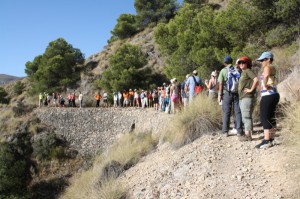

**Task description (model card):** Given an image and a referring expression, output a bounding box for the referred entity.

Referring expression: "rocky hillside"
[0,74,22,85]
[77,28,166,97]
[120,128,300,199]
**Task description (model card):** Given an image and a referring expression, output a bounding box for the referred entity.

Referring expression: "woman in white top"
[205,71,219,100]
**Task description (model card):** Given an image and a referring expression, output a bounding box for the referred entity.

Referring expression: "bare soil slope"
[120,129,300,199]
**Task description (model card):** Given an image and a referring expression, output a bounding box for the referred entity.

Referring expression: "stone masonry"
[35,108,171,156]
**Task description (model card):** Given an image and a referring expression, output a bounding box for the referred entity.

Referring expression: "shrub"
[13,81,25,95]
[32,133,66,161]
[0,87,10,104]
[12,101,34,117]
[163,93,222,148]
[0,142,31,198]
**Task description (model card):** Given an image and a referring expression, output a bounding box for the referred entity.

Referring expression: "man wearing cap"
[218,55,243,137]
[185,70,202,103]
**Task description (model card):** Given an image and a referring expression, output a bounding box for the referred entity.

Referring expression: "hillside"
[120,129,300,198]
[0,74,22,85]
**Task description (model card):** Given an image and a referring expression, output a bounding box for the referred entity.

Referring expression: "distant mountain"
[0,74,22,85]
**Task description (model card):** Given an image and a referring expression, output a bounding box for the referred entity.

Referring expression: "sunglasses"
[260,58,268,62]
[237,61,246,64]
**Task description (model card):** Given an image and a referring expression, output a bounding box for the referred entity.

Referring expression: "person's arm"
[263,66,271,90]
[205,79,213,89]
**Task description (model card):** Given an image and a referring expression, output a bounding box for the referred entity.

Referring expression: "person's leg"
[256,95,277,148]
[240,98,253,139]
[222,92,232,135]
[233,94,243,135]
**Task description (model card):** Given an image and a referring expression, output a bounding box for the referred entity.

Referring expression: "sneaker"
[230,128,238,134]
[255,139,273,149]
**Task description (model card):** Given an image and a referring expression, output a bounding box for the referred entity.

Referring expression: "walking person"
[237,56,259,141]
[255,52,280,149]
[218,55,243,138]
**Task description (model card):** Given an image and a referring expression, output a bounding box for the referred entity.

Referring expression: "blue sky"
[0,0,182,77]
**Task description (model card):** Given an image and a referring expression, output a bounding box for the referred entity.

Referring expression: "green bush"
[12,101,34,117]
[13,81,25,95]
[0,143,31,197]
[32,133,66,161]
[265,25,294,47]
[0,87,10,104]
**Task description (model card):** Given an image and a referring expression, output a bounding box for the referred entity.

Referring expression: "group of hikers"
[38,51,279,149]
[216,52,280,149]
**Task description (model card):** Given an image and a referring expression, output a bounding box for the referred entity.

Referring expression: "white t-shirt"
[79,94,83,100]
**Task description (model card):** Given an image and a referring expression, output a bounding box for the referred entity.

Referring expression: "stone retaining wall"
[35,108,171,155]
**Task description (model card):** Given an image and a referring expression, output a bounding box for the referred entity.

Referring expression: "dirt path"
[120,130,300,199]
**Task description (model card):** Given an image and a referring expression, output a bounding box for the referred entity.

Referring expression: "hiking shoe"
[230,128,238,134]
[255,139,273,149]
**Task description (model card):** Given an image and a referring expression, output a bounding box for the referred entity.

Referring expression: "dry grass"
[60,132,157,199]
[163,93,222,148]
[282,101,300,145]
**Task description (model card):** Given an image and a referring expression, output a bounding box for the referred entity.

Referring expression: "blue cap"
[257,51,273,61]
[223,55,233,64]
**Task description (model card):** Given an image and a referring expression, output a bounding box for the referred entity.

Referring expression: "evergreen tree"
[134,0,178,28]
[98,44,150,92]
[111,14,138,39]
[25,38,84,93]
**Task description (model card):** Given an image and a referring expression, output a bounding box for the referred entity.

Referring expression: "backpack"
[226,66,240,93]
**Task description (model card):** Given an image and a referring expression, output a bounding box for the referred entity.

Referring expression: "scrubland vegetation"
[0,0,300,198]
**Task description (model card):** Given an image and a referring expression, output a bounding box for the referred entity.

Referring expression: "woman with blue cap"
[255,51,280,149]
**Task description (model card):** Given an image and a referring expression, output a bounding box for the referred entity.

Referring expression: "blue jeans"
[222,92,243,134]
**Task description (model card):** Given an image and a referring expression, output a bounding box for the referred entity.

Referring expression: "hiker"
[133,89,139,107]
[170,78,180,114]
[185,70,202,103]
[123,90,129,107]
[113,92,118,107]
[129,89,134,107]
[68,93,72,107]
[237,56,259,141]
[152,89,159,110]
[118,91,123,107]
[181,74,189,109]
[53,93,58,107]
[255,52,280,149]
[71,92,76,107]
[59,94,65,107]
[103,91,108,107]
[205,71,219,100]
[148,90,153,108]
[78,91,83,108]
[218,55,243,138]
[38,92,43,107]
[95,92,101,107]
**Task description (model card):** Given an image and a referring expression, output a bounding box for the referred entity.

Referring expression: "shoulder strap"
[192,76,199,86]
